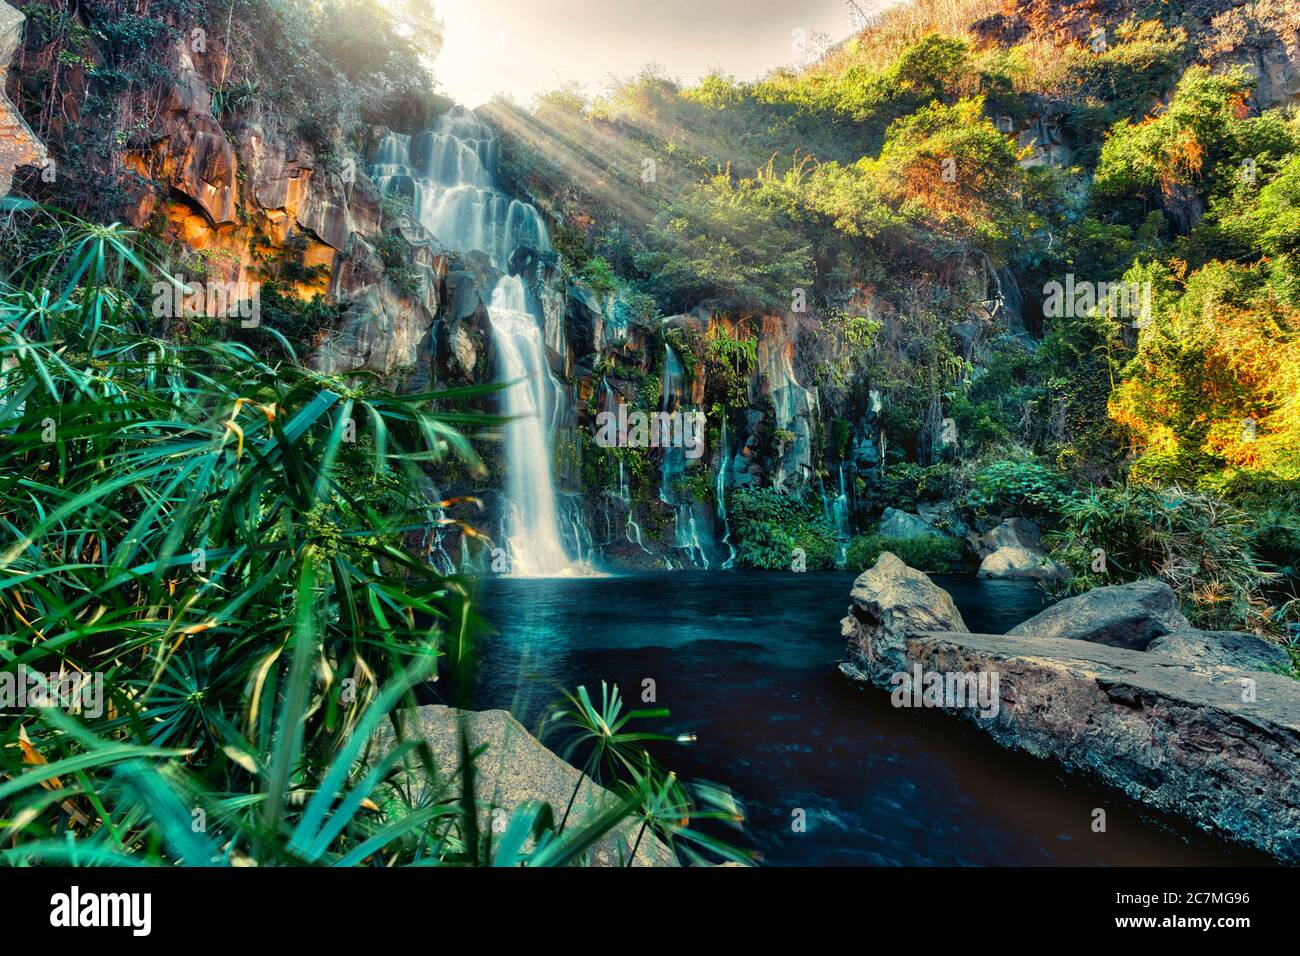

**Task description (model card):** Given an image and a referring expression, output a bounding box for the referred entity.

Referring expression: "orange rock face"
[0,2,46,197]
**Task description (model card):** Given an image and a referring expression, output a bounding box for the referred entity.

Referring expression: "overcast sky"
[431,0,901,108]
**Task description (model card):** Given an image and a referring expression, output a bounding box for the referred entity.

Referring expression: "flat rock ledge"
[371,705,677,867]
[841,631,1300,862]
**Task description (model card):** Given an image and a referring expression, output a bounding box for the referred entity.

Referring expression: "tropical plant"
[1048,483,1279,633]
[963,458,1076,523]
[727,486,837,571]
[0,206,733,865]
[845,532,966,573]
[547,682,751,866]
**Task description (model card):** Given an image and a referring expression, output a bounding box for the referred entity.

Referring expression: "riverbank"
[472,570,1271,865]
[840,556,1300,862]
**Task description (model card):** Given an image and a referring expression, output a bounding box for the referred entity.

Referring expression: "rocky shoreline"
[840,553,1300,862]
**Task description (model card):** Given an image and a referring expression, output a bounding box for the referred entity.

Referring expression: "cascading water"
[489,277,571,576]
[715,417,736,570]
[374,109,577,576]
[658,343,686,503]
[617,458,652,555]
[829,464,851,567]
[373,112,548,268]
[658,342,709,569]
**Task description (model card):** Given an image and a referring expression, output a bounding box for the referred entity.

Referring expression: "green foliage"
[1110,252,1300,484]
[846,532,966,573]
[547,683,750,865]
[579,255,618,294]
[860,462,959,515]
[1050,484,1279,633]
[375,232,424,298]
[727,487,836,571]
[0,214,490,861]
[795,94,1035,262]
[964,458,1076,522]
[242,284,343,357]
[635,175,812,313]
[1092,65,1299,231]
[1055,19,1190,157]
[0,211,748,866]
[1198,470,1300,578]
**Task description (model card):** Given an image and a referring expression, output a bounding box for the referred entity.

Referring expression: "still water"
[471,571,1269,866]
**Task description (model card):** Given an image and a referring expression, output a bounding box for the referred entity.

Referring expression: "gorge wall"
[6,0,1300,576]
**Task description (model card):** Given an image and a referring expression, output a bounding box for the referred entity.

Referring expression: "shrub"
[728,486,836,570]
[1049,484,1278,632]
[859,462,959,515]
[964,458,1076,523]
[1198,470,1300,578]
[846,533,966,573]
[579,255,618,294]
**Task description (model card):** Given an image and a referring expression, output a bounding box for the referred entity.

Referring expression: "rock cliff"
[0,2,44,196]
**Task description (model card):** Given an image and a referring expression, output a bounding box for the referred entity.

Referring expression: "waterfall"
[658,343,686,504]
[674,505,710,570]
[375,109,576,576]
[830,464,851,567]
[817,463,852,568]
[617,458,652,554]
[489,278,571,576]
[373,111,547,270]
[655,341,710,568]
[716,417,736,570]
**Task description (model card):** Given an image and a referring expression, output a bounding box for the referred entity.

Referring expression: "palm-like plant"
[0,206,501,862]
[0,203,748,866]
[547,682,752,865]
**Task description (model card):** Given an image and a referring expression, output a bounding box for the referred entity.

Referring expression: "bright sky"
[431,0,902,108]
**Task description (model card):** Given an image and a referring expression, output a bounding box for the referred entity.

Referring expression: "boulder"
[853,629,1300,863]
[1148,629,1291,674]
[841,552,968,678]
[371,705,676,867]
[977,545,1066,581]
[877,507,939,539]
[0,2,46,197]
[916,500,969,538]
[976,517,1043,557]
[1007,578,1190,649]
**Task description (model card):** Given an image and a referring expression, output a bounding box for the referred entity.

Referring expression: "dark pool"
[469,571,1270,866]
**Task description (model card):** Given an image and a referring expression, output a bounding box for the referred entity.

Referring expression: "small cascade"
[376,108,585,576]
[617,458,652,554]
[658,343,687,503]
[556,495,595,567]
[830,464,851,567]
[674,504,711,570]
[423,507,458,576]
[715,417,736,570]
[657,341,709,568]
